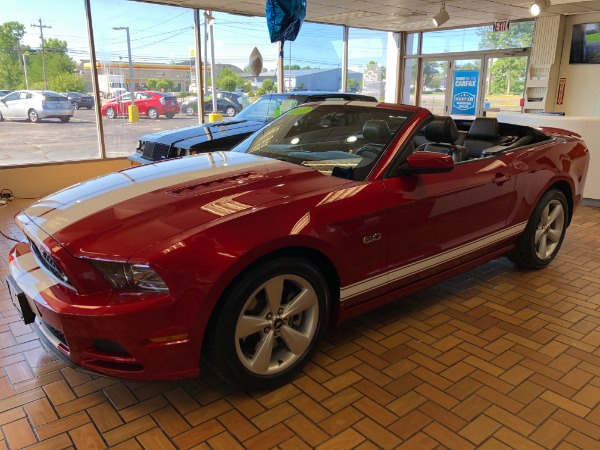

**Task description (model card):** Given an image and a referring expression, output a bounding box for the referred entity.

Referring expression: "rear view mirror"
[399,151,454,175]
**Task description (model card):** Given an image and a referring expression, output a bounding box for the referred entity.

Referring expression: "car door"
[134,92,150,115]
[1,92,26,118]
[117,93,132,115]
[381,156,517,293]
[0,92,19,118]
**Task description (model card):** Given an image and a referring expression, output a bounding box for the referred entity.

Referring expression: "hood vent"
[169,171,264,196]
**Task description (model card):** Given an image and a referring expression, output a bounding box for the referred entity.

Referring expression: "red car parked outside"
[101,90,179,119]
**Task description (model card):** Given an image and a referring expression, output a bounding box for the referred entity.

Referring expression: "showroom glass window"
[89,0,196,158]
[0,0,101,166]
[281,22,343,92]
[348,28,388,100]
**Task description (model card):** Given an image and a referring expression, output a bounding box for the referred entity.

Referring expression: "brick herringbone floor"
[0,198,599,449]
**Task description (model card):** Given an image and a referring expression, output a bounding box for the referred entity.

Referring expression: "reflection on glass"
[348,28,388,101]
[403,58,418,105]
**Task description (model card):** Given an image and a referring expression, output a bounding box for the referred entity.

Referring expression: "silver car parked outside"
[0,90,74,123]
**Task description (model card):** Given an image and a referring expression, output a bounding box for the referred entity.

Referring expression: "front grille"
[141,141,171,160]
[30,240,72,287]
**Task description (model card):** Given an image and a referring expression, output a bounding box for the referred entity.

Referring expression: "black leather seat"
[362,119,391,142]
[463,117,502,158]
[419,116,468,163]
[355,120,391,159]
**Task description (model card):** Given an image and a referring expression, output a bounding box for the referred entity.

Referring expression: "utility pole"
[31,18,51,89]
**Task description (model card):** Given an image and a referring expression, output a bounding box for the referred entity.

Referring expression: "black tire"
[59,116,71,123]
[185,106,195,116]
[105,107,116,119]
[73,102,80,110]
[0,112,4,122]
[147,107,159,119]
[28,109,41,123]
[225,106,237,117]
[206,257,330,390]
[508,189,568,269]
[165,113,175,119]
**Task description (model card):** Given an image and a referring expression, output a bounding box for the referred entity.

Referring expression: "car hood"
[21,152,351,260]
[140,119,263,149]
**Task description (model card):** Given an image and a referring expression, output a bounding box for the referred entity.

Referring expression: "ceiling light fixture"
[529,0,550,17]
[432,3,449,28]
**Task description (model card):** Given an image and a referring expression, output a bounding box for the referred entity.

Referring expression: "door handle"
[493,173,512,185]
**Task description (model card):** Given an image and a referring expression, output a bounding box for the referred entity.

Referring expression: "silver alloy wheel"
[534,199,565,260]
[106,108,115,119]
[185,106,194,116]
[235,274,319,375]
[148,108,159,119]
[28,109,40,123]
[225,106,236,117]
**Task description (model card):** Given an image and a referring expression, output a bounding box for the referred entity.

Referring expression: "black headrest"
[424,116,459,144]
[468,117,499,140]
[363,120,390,140]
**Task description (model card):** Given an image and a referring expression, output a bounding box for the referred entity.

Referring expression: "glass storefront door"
[481,55,529,117]
[419,60,449,115]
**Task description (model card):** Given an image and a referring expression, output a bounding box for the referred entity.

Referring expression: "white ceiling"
[138,0,600,32]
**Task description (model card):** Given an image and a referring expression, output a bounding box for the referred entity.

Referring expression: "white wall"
[556,13,600,116]
[1,159,130,199]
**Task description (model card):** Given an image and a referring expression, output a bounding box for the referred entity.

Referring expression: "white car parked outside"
[0,90,74,123]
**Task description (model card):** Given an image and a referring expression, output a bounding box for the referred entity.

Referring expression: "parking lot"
[0,108,202,166]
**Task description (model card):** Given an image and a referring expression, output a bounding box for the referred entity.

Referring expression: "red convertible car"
[6,102,589,389]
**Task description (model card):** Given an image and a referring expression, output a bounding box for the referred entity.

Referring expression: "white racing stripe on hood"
[26,152,276,236]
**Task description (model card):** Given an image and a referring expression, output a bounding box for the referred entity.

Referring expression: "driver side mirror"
[398,151,454,175]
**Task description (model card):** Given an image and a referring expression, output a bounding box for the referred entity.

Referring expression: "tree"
[27,38,77,87]
[0,21,28,89]
[216,67,244,91]
[257,79,275,96]
[283,64,301,70]
[347,78,360,92]
[48,72,87,93]
[147,77,174,92]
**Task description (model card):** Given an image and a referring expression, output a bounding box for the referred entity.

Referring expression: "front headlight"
[92,261,169,293]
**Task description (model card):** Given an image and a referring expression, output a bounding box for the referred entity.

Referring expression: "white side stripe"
[340,222,527,301]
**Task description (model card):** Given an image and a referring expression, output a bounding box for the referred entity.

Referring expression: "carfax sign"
[451,70,479,115]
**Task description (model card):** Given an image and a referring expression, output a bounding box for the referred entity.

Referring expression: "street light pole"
[112,26,135,106]
[113,26,138,122]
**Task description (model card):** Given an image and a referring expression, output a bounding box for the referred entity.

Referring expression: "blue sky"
[4,0,390,72]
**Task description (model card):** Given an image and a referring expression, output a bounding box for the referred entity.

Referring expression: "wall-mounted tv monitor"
[570,22,600,64]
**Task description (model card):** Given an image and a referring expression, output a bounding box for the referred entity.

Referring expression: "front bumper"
[7,242,201,381]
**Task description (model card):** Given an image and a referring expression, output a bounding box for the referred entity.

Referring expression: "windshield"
[235,95,300,123]
[232,103,414,181]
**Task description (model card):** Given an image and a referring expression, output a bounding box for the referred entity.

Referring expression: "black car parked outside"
[61,92,94,109]
[181,91,248,117]
[129,91,377,165]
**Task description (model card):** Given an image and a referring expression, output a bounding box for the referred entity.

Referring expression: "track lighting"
[432,3,449,28]
[529,0,550,16]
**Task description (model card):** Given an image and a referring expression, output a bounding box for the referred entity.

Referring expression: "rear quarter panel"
[507,135,589,226]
